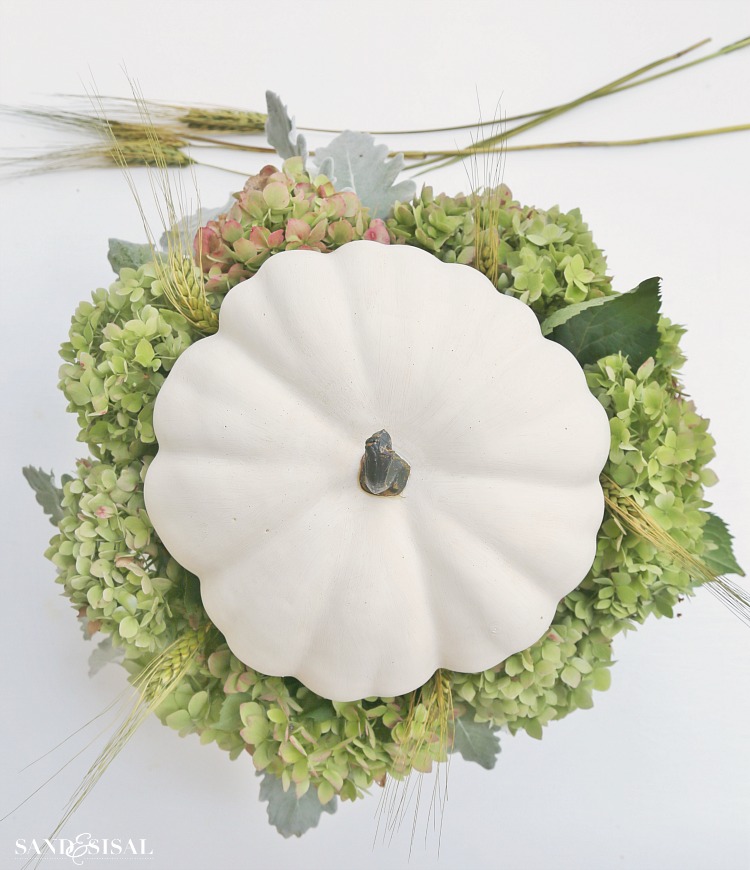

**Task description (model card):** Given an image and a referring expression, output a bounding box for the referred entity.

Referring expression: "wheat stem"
[601,476,749,625]
[317,35,749,135]
[400,123,750,161]
[410,37,724,172]
[23,626,210,869]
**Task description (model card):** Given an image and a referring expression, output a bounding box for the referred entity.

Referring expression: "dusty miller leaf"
[702,512,745,577]
[545,277,661,369]
[314,130,415,219]
[309,154,335,181]
[159,196,236,251]
[78,613,95,640]
[107,239,153,274]
[258,772,336,838]
[109,196,237,270]
[88,636,125,677]
[265,91,308,163]
[451,716,501,770]
[22,466,67,525]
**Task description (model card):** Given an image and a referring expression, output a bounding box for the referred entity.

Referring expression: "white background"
[1,2,749,868]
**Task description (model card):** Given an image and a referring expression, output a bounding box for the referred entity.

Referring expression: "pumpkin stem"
[359,429,410,497]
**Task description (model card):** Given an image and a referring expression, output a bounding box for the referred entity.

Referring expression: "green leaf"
[22,466,66,525]
[451,716,501,770]
[702,512,745,577]
[107,239,153,274]
[182,572,204,618]
[545,277,661,369]
[258,771,336,838]
[314,131,415,219]
[540,294,617,335]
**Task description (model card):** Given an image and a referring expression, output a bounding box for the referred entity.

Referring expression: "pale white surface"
[146,243,609,700]
[1,1,749,869]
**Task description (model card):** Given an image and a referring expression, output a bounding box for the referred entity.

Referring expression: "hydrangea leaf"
[22,466,67,525]
[258,772,337,838]
[545,277,661,368]
[107,239,153,275]
[540,294,617,336]
[265,91,308,163]
[702,512,745,576]
[451,716,501,769]
[183,573,204,618]
[88,635,125,677]
[314,131,416,219]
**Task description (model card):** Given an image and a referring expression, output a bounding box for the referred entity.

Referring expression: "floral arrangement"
[17,52,748,843]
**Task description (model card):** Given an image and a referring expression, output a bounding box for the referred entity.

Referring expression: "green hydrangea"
[455,320,716,734]
[58,263,194,462]
[50,267,203,650]
[387,185,612,317]
[44,182,718,809]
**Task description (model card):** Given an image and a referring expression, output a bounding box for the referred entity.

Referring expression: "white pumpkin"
[145,241,610,701]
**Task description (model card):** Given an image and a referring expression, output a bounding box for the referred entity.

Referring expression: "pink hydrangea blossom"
[363,218,390,244]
